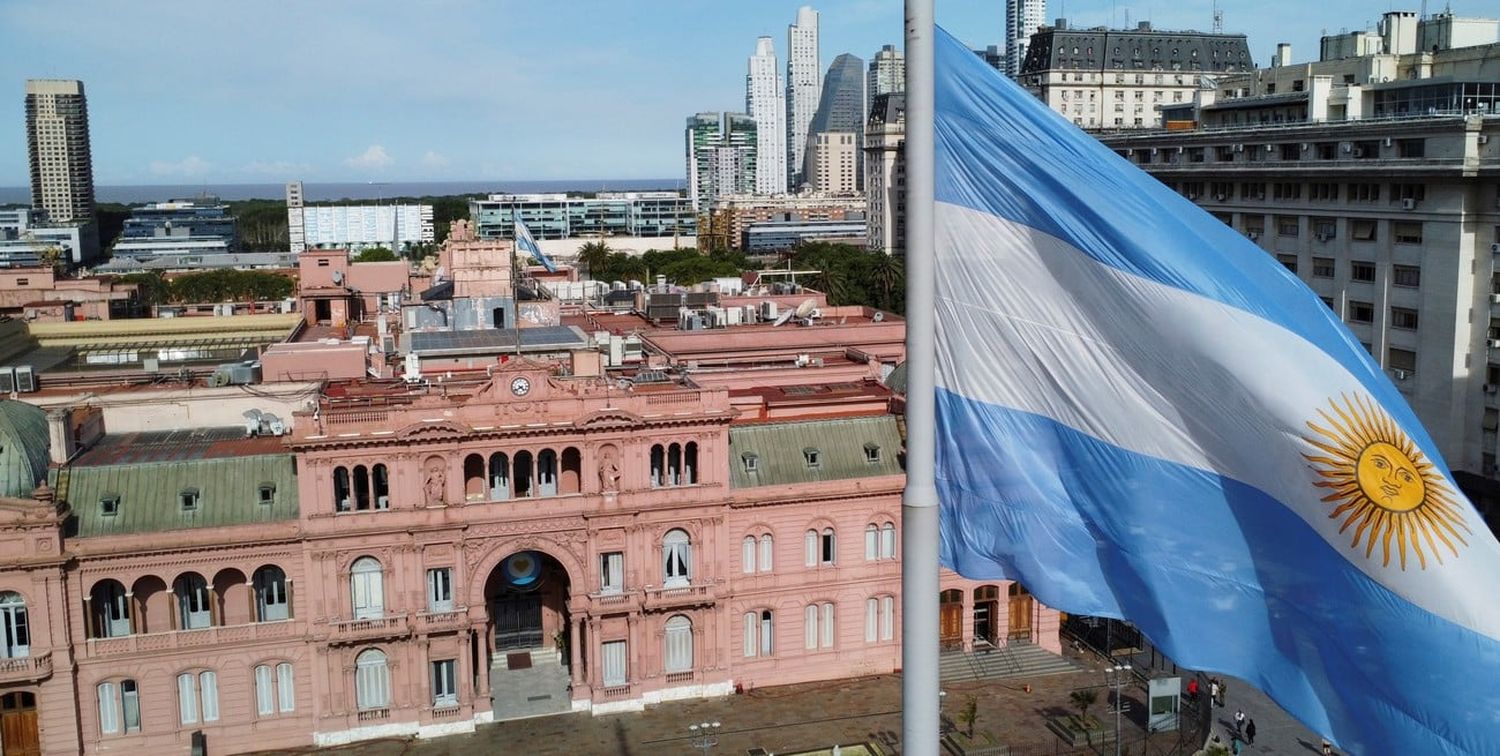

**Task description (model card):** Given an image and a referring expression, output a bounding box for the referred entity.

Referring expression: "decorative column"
[169,591,179,631]
[246,580,257,623]
[82,595,93,639]
[569,616,584,688]
[208,587,221,627]
[286,578,295,620]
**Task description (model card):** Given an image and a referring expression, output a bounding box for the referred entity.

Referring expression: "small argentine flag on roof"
[513,220,557,273]
[929,25,1500,756]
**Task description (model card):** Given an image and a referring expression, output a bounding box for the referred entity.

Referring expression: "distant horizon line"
[1,178,683,189]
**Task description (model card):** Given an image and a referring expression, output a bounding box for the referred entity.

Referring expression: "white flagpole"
[901,0,939,754]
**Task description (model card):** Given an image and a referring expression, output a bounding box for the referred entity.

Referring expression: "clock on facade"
[510,376,531,397]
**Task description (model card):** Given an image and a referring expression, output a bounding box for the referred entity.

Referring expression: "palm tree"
[577,240,613,280]
[867,252,904,310]
[809,267,849,306]
[1069,689,1098,727]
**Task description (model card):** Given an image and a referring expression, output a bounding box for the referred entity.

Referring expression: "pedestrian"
[1220,678,1230,706]
[1234,709,1245,737]
[1321,737,1334,755]
[1246,718,1257,744]
[1187,678,1200,699]
[1232,735,1243,755]
[1210,679,1220,707]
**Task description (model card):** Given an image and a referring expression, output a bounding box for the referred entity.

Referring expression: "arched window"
[865,524,879,561]
[333,466,351,512]
[807,527,836,565]
[759,534,773,572]
[253,566,289,622]
[743,609,774,657]
[97,679,141,735]
[0,592,28,658]
[350,557,384,620]
[560,447,582,495]
[822,602,835,648]
[174,573,212,629]
[864,595,894,642]
[177,670,218,724]
[684,441,698,484]
[513,450,534,498]
[761,610,774,656]
[649,444,665,487]
[742,536,756,574]
[255,661,297,716]
[667,443,682,486]
[804,604,818,650]
[804,529,817,567]
[537,449,558,496]
[355,648,391,710]
[463,454,485,500]
[353,465,371,510]
[372,464,390,509]
[662,529,691,586]
[489,452,510,500]
[664,615,693,673]
[880,522,896,559]
[91,580,130,638]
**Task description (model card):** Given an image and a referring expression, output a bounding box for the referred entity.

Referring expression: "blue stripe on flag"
[929,28,1433,458]
[936,389,1500,755]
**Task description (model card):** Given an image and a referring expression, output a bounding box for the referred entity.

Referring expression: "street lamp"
[688,721,721,755]
[938,690,948,734]
[1107,664,1133,756]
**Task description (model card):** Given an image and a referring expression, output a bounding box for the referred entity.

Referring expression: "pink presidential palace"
[0,223,1060,754]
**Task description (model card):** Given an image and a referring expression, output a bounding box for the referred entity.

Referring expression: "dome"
[0,400,50,498]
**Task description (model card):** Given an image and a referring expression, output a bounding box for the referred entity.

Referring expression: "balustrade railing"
[0,652,51,682]
[85,620,297,656]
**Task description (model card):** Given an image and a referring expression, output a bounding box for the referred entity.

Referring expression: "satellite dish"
[242,409,263,437]
[795,298,817,318]
[873,311,885,322]
[773,309,795,327]
[332,270,345,285]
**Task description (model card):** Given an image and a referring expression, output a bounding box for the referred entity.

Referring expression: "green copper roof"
[0,400,49,498]
[729,415,905,488]
[65,453,299,538]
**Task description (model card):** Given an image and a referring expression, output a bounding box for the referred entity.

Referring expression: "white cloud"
[344,145,394,170]
[148,155,212,177]
[419,150,450,169]
[242,159,312,176]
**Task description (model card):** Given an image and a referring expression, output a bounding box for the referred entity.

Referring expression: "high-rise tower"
[785,6,821,190]
[25,79,96,224]
[685,113,757,213]
[867,44,905,108]
[747,37,788,195]
[1005,0,1047,76]
[803,53,866,190]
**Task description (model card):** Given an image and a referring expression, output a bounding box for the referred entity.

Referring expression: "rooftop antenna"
[1213,2,1224,34]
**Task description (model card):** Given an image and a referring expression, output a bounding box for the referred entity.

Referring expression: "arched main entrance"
[973,585,1000,647]
[0,691,40,756]
[484,550,574,721]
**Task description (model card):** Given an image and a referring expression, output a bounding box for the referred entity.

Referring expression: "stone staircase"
[939,641,1081,683]
[490,647,573,721]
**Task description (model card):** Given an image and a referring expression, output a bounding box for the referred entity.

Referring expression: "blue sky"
[0,0,1463,184]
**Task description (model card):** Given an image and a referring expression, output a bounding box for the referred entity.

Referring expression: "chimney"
[45,408,74,465]
[1274,43,1293,67]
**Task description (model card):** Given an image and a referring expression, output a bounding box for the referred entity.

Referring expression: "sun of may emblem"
[1302,394,1471,570]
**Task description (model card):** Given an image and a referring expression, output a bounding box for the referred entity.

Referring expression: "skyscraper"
[867,44,905,108]
[684,112,757,212]
[785,6,821,190]
[747,37,788,195]
[803,53,865,190]
[1005,0,1047,76]
[25,79,96,224]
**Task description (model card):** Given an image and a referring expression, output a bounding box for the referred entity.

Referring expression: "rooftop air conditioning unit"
[1316,233,1331,242]
[1247,231,1260,240]
[1391,369,1410,381]
[1352,147,1365,157]
[14,366,36,393]
[1234,144,1244,152]
[1488,338,1500,349]
[1486,383,1498,395]
[1214,193,1226,201]
[1383,137,1394,147]
[0,367,14,395]
[1491,243,1500,254]
[1491,293,1500,305]
[1402,198,1417,210]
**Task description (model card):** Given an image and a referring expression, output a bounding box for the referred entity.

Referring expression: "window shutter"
[98,682,119,734]
[743,612,757,657]
[199,671,219,722]
[760,534,773,572]
[866,525,878,560]
[882,596,895,641]
[742,536,756,573]
[804,530,817,567]
[804,605,818,650]
[178,673,198,725]
[276,663,296,712]
[822,603,835,648]
[603,640,628,687]
[865,599,878,642]
[255,665,275,716]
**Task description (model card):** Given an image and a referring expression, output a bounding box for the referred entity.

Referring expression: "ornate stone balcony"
[415,608,469,634]
[588,589,640,613]
[327,615,410,644]
[641,582,716,611]
[84,620,299,657]
[0,652,52,683]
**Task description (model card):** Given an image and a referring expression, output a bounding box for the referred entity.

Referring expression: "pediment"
[575,409,645,430]
[396,420,472,440]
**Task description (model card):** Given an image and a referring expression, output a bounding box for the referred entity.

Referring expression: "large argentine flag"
[931,27,1500,755]
[514,220,558,272]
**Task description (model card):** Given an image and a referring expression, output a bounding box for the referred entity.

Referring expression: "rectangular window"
[759,534,773,572]
[1277,216,1299,237]
[1351,261,1376,282]
[180,489,200,512]
[1312,258,1335,278]
[1349,183,1381,202]
[431,660,457,706]
[98,682,119,735]
[255,665,275,716]
[821,603,835,648]
[276,662,295,713]
[1394,222,1423,244]
[804,605,819,650]
[602,640,628,687]
[1273,182,1301,200]
[1397,139,1426,158]
[122,681,140,732]
[426,568,453,612]
[1392,265,1420,288]
[601,552,623,593]
[1349,301,1375,323]
[1313,218,1337,239]
[881,596,895,641]
[1391,307,1420,330]
[1351,219,1377,241]
[200,671,218,722]
[1393,183,1426,203]
[865,599,879,643]
[1277,254,1298,273]
[178,673,199,725]
[1388,347,1417,374]
[743,613,758,657]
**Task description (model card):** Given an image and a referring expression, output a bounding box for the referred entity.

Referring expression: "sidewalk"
[1205,675,1328,755]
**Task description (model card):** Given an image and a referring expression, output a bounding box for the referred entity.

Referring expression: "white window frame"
[820,528,836,565]
[742,612,758,658]
[178,670,218,724]
[98,682,120,735]
[865,525,879,561]
[662,529,691,587]
[255,664,275,716]
[881,596,895,641]
[255,567,289,622]
[276,662,295,713]
[804,604,819,650]
[350,557,384,620]
[865,598,879,643]
[431,659,458,707]
[602,640,628,687]
[821,602,835,648]
[601,552,624,594]
[760,610,774,656]
[759,534,773,572]
[426,567,454,613]
[804,529,817,567]
[664,615,693,674]
[742,536,756,574]
[880,523,896,559]
[355,648,391,710]
[0,592,29,658]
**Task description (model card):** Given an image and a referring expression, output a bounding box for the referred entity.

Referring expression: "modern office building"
[0,208,100,268]
[785,6,822,189]
[697,194,867,252]
[25,80,95,225]
[110,199,239,257]
[747,37,789,195]
[469,193,695,241]
[286,181,306,253]
[806,132,859,194]
[741,213,867,252]
[1096,18,1500,503]
[1018,19,1255,129]
[867,45,905,109]
[974,45,1005,71]
[1005,0,1048,77]
[296,205,435,252]
[803,53,866,190]
[685,112,758,213]
[863,93,906,255]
